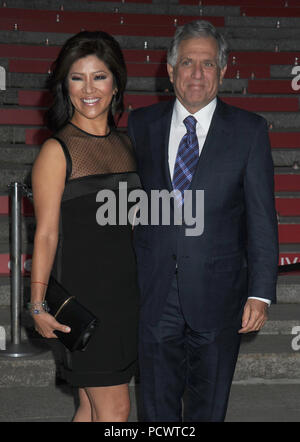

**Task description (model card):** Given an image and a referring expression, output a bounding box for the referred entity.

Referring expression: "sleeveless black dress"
[50,122,140,387]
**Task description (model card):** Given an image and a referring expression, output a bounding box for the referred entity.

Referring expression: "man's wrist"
[247,296,271,307]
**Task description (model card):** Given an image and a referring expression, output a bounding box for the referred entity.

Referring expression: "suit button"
[172,254,177,260]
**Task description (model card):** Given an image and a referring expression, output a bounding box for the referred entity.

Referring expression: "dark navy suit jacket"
[127,97,279,331]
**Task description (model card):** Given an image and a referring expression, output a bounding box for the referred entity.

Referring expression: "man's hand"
[238,299,268,334]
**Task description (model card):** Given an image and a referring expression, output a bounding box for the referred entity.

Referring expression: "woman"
[29,31,140,422]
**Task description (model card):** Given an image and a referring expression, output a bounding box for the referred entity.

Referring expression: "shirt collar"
[173,97,217,134]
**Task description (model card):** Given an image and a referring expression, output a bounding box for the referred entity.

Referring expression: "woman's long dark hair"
[45,31,127,132]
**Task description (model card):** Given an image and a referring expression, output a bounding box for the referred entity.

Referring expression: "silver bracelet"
[27,301,49,315]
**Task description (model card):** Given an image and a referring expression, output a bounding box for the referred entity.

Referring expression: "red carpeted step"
[0,253,10,276]
[221,96,299,112]
[0,9,224,31]
[123,63,169,77]
[0,19,184,36]
[0,195,34,216]
[279,225,300,243]
[276,198,300,216]
[275,175,300,192]
[269,132,300,149]
[0,21,221,37]
[124,50,166,63]
[124,94,171,108]
[0,196,9,216]
[26,128,51,145]
[229,52,300,66]
[2,8,224,27]
[0,43,60,59]
[0,109,45,125]
[248,80,299,95]
[18,90,52,107]
[9,60,53,75]
[0,8,155,25]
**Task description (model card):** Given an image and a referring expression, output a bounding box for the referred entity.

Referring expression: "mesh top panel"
[55,122,137,180]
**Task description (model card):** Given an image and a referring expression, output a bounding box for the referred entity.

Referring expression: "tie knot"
[183,115,197,133]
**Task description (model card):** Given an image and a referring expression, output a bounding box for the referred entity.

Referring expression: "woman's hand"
[33,312,71,339]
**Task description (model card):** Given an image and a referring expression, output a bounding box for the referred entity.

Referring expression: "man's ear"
[219,64,227,85]
[167,63,174,84]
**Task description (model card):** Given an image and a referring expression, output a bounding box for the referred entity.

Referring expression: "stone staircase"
[0,0,300,422]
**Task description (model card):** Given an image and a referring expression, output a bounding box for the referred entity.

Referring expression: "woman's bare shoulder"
[32,137,67,185]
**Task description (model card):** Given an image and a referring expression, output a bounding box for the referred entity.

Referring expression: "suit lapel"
[148,100,174,192]
[189,97,232,189]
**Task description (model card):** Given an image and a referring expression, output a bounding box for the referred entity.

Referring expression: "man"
[127,20,278,422]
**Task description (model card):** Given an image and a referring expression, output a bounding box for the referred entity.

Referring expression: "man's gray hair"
[167,20,229,69]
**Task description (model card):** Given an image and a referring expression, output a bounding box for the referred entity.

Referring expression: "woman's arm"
[30,138,71,338]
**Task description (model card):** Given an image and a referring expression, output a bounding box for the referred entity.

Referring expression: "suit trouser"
[139,273,242,422]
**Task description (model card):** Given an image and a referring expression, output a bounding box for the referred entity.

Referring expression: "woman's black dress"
[50,122,140,387]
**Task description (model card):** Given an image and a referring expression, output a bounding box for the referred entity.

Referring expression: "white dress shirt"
[169,98,217,179]
[168,98,271,306]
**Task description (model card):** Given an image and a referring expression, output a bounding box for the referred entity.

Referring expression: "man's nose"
[192,63,204,79]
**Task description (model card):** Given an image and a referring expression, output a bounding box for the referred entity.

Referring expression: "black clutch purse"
[46,276,99,352]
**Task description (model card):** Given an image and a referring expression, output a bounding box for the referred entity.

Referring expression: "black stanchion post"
[0,182,45,358]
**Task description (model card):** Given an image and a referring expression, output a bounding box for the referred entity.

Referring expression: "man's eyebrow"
[178,56,192,62]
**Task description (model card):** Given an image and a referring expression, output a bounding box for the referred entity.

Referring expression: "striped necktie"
[172,115,199,206]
